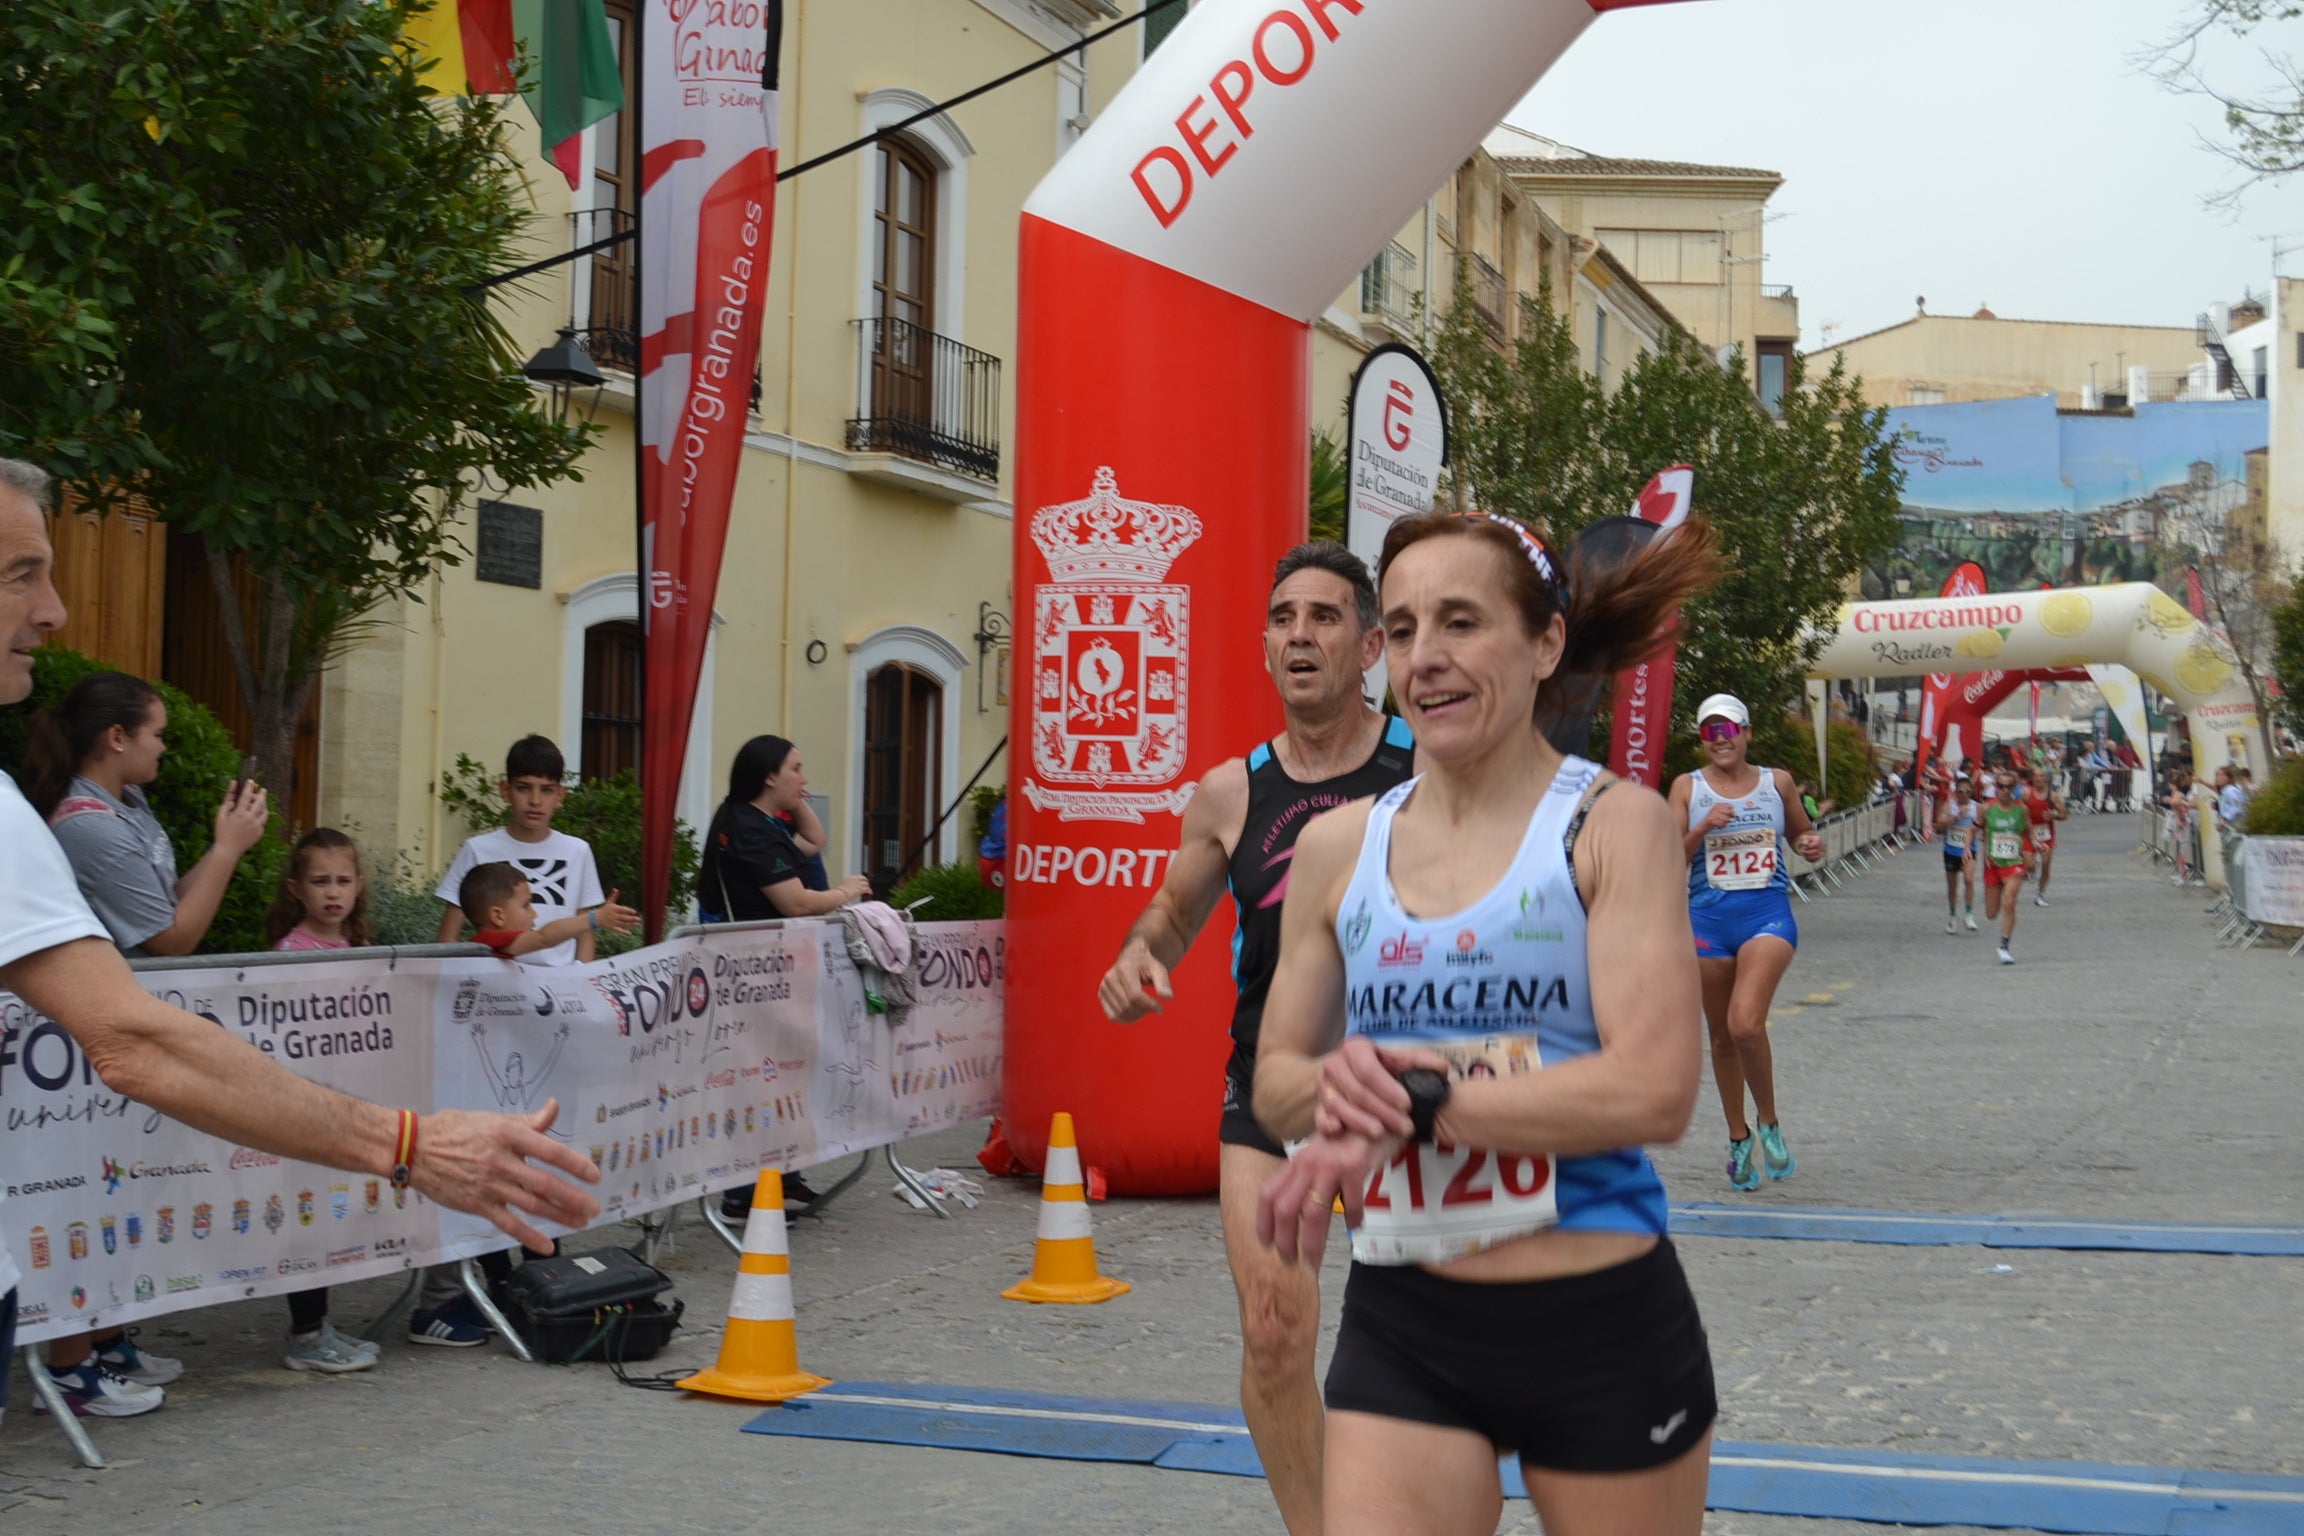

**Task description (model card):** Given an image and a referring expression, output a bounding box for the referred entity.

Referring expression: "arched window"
[863,662,944,893]
[580,619,643,782]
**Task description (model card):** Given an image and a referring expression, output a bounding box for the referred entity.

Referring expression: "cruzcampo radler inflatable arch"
[1810,583,2270,886]
[1004,0,1683,1195]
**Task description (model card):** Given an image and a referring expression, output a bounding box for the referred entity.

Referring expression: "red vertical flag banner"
[1605,466,1693,788]
[1914,560,1988,790]
[638,0,781,938]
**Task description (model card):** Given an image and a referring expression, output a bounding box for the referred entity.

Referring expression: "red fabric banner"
[638,0,782,938]
[1606,466,1693,787]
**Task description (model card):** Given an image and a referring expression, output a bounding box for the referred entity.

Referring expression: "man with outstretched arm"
[1095,542,1412,1536]
[0,456,599,1423]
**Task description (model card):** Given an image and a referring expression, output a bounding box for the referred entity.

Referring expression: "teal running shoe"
[1758,1122,1795,1181]
[1726,1133,1761,1191]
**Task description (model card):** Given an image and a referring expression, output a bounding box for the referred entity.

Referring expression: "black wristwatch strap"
[1397,1067,1451,1143]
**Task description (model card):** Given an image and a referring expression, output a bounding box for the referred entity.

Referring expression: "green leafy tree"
[1427,270,1904,739]
[2150,2,2304,204]
[2271,567,2304,743]
[0,0,589,796]
[1309,428,1348,544]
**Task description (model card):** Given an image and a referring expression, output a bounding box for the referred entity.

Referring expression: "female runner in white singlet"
[1254,510,1721,1536]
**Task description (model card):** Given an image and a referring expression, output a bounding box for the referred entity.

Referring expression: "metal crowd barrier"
[664,918,957,1236]
[1782,801,1906,900]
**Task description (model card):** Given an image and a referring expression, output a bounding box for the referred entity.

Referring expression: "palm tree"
[1309,428,1348,543]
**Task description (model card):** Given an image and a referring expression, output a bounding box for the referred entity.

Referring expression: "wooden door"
[863,663,943,894]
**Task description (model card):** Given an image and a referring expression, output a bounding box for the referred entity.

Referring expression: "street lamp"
[522,326,606,426]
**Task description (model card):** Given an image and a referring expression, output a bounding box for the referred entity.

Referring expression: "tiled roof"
[1495,155,1781,181]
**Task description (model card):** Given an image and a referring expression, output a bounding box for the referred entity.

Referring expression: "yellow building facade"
[312,4,1710,894]
[324,0,1151,886]
[1483,124,1796,411]
[1807,309,2205,412]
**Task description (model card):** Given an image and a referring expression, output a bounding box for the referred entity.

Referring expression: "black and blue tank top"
[1225,714,1415,1051]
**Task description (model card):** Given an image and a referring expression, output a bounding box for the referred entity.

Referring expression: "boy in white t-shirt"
[434,736,604,969]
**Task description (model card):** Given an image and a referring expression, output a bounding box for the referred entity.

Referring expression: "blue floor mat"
[741,1382,2304,1534]
[1669,1202,2304,1255]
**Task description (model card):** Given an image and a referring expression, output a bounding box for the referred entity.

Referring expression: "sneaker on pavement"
[285,1322,382,1374]
[95,1331,183,1386]
[38,1357,164,1418]
[1945,914,1957,934]
[2034,894,2048,907]
[1998,944,2015,965]
[783,1172,820,1213]
[1726,1134,1761,1192]
[1964,913,1978,931]
[1758,1122,1795,1181]
[720,1185,754,1222]
[407,1298,491,1348]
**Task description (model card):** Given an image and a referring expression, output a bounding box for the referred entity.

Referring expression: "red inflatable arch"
[1004,0,1687,1194]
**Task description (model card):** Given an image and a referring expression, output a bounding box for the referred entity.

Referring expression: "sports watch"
[1396,1068,1452,1143]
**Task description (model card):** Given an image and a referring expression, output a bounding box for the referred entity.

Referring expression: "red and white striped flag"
[639,0,782,937]
[1607,466,1693,788]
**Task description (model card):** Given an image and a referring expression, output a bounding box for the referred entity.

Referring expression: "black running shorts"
[1324,1239,1717,1473]
[1218,1039,1284,1157]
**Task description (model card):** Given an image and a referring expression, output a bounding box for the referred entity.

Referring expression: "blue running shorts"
[1690,891,1798,959]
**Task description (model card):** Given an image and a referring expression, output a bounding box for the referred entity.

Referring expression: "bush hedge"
[0,646,290,954]
[2241,754,2304,838]
[890,860,1004,921]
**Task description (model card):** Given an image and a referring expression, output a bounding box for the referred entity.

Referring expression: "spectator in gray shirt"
[20,668,269,1399]
[23,671,268,957]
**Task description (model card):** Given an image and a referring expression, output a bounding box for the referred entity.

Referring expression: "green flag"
[512,0,624,186]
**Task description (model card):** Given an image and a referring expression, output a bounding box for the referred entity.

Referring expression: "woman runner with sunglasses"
[1667,696,1825,1193]
[1253,510,1722,1535]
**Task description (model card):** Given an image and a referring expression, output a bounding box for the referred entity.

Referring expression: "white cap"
[1695,694,1749,729]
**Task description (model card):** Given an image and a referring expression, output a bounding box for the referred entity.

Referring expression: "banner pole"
[631,0,653,940]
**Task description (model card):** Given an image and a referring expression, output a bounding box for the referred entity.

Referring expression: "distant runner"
[1936,777,1980,933]
[2026,766,2066,907]
[1668,695,1825,1194]
[1979,767,2034,964]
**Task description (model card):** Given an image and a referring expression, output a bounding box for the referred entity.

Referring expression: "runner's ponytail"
[1377,511,1720,740]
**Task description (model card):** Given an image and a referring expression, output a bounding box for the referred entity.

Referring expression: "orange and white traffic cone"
[1003,1112,1130,1304]
[679,1170,831,1403]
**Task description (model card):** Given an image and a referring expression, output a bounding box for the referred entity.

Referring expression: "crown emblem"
[1031,468,1204,584]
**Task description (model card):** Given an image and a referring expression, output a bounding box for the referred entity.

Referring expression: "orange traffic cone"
[679,1170,831,1402]
[1003,1112,1130,1304]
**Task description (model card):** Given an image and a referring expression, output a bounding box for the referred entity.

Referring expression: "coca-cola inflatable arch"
[1005,0,1682,1194]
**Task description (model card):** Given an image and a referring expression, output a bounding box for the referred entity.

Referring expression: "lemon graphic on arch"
[2174,641,2233,698]
[1952,628,2005,659]
[2049,654,2095,669]
[2144,591,2197,637]
[2039,592,2092,638]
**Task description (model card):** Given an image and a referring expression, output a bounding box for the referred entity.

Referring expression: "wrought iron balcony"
[1361,241,1418,337]
[562,206,763,411]
[1459,252,1507,346]
[569,207,638,374]
[848,317,1002,484]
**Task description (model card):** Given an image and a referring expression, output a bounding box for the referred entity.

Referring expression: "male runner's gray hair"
[0,457,52,507]
[1270,540,1378,632]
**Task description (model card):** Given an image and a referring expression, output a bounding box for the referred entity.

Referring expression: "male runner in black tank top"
[1097,542,1411,1536]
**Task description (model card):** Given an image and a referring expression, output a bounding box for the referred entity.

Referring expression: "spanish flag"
[407,0,623,188]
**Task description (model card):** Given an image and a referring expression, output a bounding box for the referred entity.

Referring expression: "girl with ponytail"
[33,671,270,959]
[1249,510,1725,1535]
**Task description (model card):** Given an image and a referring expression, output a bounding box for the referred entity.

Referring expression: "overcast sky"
[1507,0,2304,349]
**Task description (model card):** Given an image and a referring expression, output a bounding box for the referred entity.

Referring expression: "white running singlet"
[1333,756,1668,1265]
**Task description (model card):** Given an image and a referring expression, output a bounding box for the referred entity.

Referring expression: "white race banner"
[3,920,1003,1344]
[2241,838,2304,928]
[1,958,442,1344]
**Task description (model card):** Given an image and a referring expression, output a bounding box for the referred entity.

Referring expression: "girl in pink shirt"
[262,830,381,1372]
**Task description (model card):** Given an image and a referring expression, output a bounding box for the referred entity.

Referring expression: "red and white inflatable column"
[1007,0,1686,1194]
